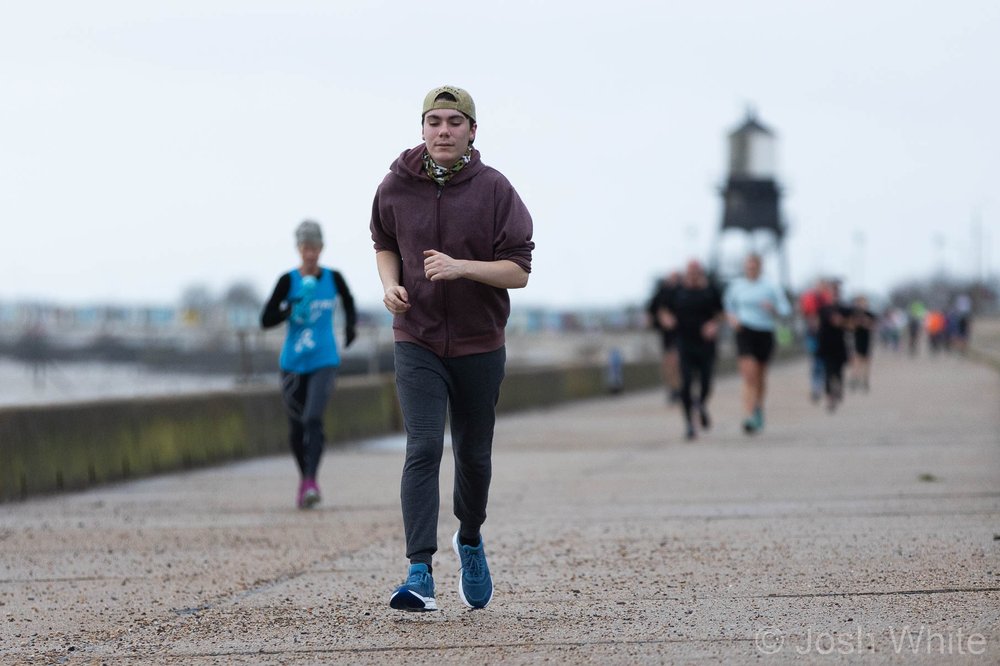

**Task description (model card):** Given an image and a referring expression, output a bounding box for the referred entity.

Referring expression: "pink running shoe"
[297,478,321,509]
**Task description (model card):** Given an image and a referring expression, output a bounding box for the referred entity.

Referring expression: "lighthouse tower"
[711,109,789,289]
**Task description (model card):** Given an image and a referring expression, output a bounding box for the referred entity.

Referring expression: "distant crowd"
[647,258,978,439]
[873,294,973,356]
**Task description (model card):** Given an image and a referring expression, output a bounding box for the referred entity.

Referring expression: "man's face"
[422,109,476,167]
[685,261,703,284]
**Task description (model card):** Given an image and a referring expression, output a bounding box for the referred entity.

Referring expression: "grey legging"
[280,366,338,480]
[393,342,506,567]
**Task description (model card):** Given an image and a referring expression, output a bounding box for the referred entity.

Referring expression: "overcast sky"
[2,1,997,310]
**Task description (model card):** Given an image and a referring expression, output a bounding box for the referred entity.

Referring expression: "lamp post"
[933,232,947,276]
[852,229,866,291]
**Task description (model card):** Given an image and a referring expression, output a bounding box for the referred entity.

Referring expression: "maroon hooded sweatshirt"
[370,145,534,358]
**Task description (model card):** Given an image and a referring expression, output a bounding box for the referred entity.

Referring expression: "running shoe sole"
[389,589,437,611]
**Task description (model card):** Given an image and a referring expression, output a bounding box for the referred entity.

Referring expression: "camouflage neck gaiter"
[422,147,472,185]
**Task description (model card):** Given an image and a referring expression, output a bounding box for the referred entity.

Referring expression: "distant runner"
[724,253,791,434]
[657,260,724,441]
[261,220,357,509]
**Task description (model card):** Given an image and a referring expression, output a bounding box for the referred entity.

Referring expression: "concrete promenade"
[2,350,998,664]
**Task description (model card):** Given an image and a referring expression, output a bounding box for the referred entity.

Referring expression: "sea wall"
[1,359,675,502]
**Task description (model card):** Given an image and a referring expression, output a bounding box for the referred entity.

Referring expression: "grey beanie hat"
[295,220,323,246]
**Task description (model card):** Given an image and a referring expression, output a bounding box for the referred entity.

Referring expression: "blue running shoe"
[753,406,765,430]
[452,532,493,609]
[389,563,437,611]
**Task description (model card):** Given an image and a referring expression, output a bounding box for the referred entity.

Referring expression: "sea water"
[0,358,255,407]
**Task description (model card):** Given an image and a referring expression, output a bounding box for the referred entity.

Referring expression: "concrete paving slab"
[1,351,998,664]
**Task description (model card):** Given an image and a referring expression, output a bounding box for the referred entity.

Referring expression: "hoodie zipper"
[436,184,450,357]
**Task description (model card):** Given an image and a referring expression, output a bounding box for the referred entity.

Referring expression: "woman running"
[724,254,791,434]
[261,220,357,508]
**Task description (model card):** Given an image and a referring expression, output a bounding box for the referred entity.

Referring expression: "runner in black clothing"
[816,281,852,412]
[647,271,681,404]
[657,260,724,440]
[849,295,876,392]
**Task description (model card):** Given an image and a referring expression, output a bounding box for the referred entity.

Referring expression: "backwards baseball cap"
[422,85,476,123]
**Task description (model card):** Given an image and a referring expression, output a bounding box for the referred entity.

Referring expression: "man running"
[656,260,724,441]
[816,280,852,412]
[370,85,534,611]
[647,271,682,404]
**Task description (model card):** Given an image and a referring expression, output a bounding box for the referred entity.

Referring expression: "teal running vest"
[280,268,341,373]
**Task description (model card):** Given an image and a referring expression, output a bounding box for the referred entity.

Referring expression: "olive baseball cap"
[422,85,476,122]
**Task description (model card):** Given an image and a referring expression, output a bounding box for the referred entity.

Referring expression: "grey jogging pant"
[393,342,506,567]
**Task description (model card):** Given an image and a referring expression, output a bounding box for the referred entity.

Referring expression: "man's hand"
[383,285,411,315]
[657,309,677,330]
[423,250,465,282]
[702,320,719,341]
